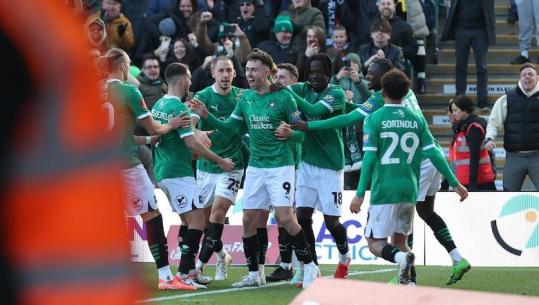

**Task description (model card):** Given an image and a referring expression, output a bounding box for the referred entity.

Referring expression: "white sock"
[339,251,351,264]
[449,249,463,264]
[217,249,227,260]
[522,50,529,58]
[394,251,408,265]
[158,265,174,281]
[249,271,260,278]
[280,262,292,270]
[195,259,204,271]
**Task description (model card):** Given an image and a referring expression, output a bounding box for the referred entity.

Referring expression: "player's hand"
[218,158,235,172]
[484,139,496,150]
[195,129,213,148]
[201,12,213,23]
[188,98,209,118]
[350,195,364,214]
[150,135,160,145]
[290,119,308,131]
[345,90,354,102]
[269,82,286,92]
[169,112,192,129]
[275,121,292,140]
[454,183,468,202]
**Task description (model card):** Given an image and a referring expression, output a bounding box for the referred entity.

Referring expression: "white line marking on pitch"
[137,268,396,303]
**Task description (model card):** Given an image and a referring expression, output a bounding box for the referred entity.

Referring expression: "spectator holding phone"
[330,52,372,189]
[296,25,326,81]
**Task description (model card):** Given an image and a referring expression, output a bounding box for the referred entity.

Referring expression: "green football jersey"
[151,95,194,181]
[362,104,436,204]
[290,83,346,170]
[106,79,150,167]
[194,85,245,173]
[230,88,300,168]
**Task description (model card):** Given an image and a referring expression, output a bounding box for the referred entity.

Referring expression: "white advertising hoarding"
[130,191,539,267]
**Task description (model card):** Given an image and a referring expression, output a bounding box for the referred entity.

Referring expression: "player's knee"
[323,215,341,232]
[210,208,227,223]
[416,203,432,220]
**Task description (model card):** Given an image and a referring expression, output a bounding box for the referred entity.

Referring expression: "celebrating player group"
[98,46,470,291]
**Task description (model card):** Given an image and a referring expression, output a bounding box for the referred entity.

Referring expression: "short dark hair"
[520,62,537,73]
[381,69,410,100]
[371,58,394,73]
[452,95,475,114]
[142,54,160,67]
[164,62,189,84]
[277,63,299,80]
[246,48,274,70]
[308,53,333,77]
[370,18,392,34]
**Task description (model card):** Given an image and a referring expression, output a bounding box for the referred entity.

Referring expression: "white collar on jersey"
[163,94,181,101]
[106,78,123,83]
[384,103,405,107]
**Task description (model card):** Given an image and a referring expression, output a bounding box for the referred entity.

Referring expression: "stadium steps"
[437,49,539,64]
[421,0,539,190]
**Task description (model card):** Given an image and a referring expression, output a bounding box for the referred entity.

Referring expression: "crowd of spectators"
[76,0,536,191]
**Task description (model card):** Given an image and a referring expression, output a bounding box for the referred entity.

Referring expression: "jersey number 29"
[380,131,419,165]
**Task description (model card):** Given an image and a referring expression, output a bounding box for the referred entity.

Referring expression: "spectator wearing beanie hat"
[256,16,298,64]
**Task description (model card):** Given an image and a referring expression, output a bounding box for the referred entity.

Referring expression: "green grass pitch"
[133,263,539,305]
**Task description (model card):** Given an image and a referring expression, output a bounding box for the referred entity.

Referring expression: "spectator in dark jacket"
[278,0,326,52]
[137,54,167,109]
[358,19,405,75]
[341,0,378,50]
[256,16,298,64]
[378,0,424,93]
[230,0,271,48]
[135,0,219,65]
[442,0,495,110]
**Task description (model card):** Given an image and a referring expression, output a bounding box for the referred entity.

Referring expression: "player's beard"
[219,80,231,91]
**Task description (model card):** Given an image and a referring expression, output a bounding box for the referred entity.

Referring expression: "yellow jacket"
[93,12,135,52]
